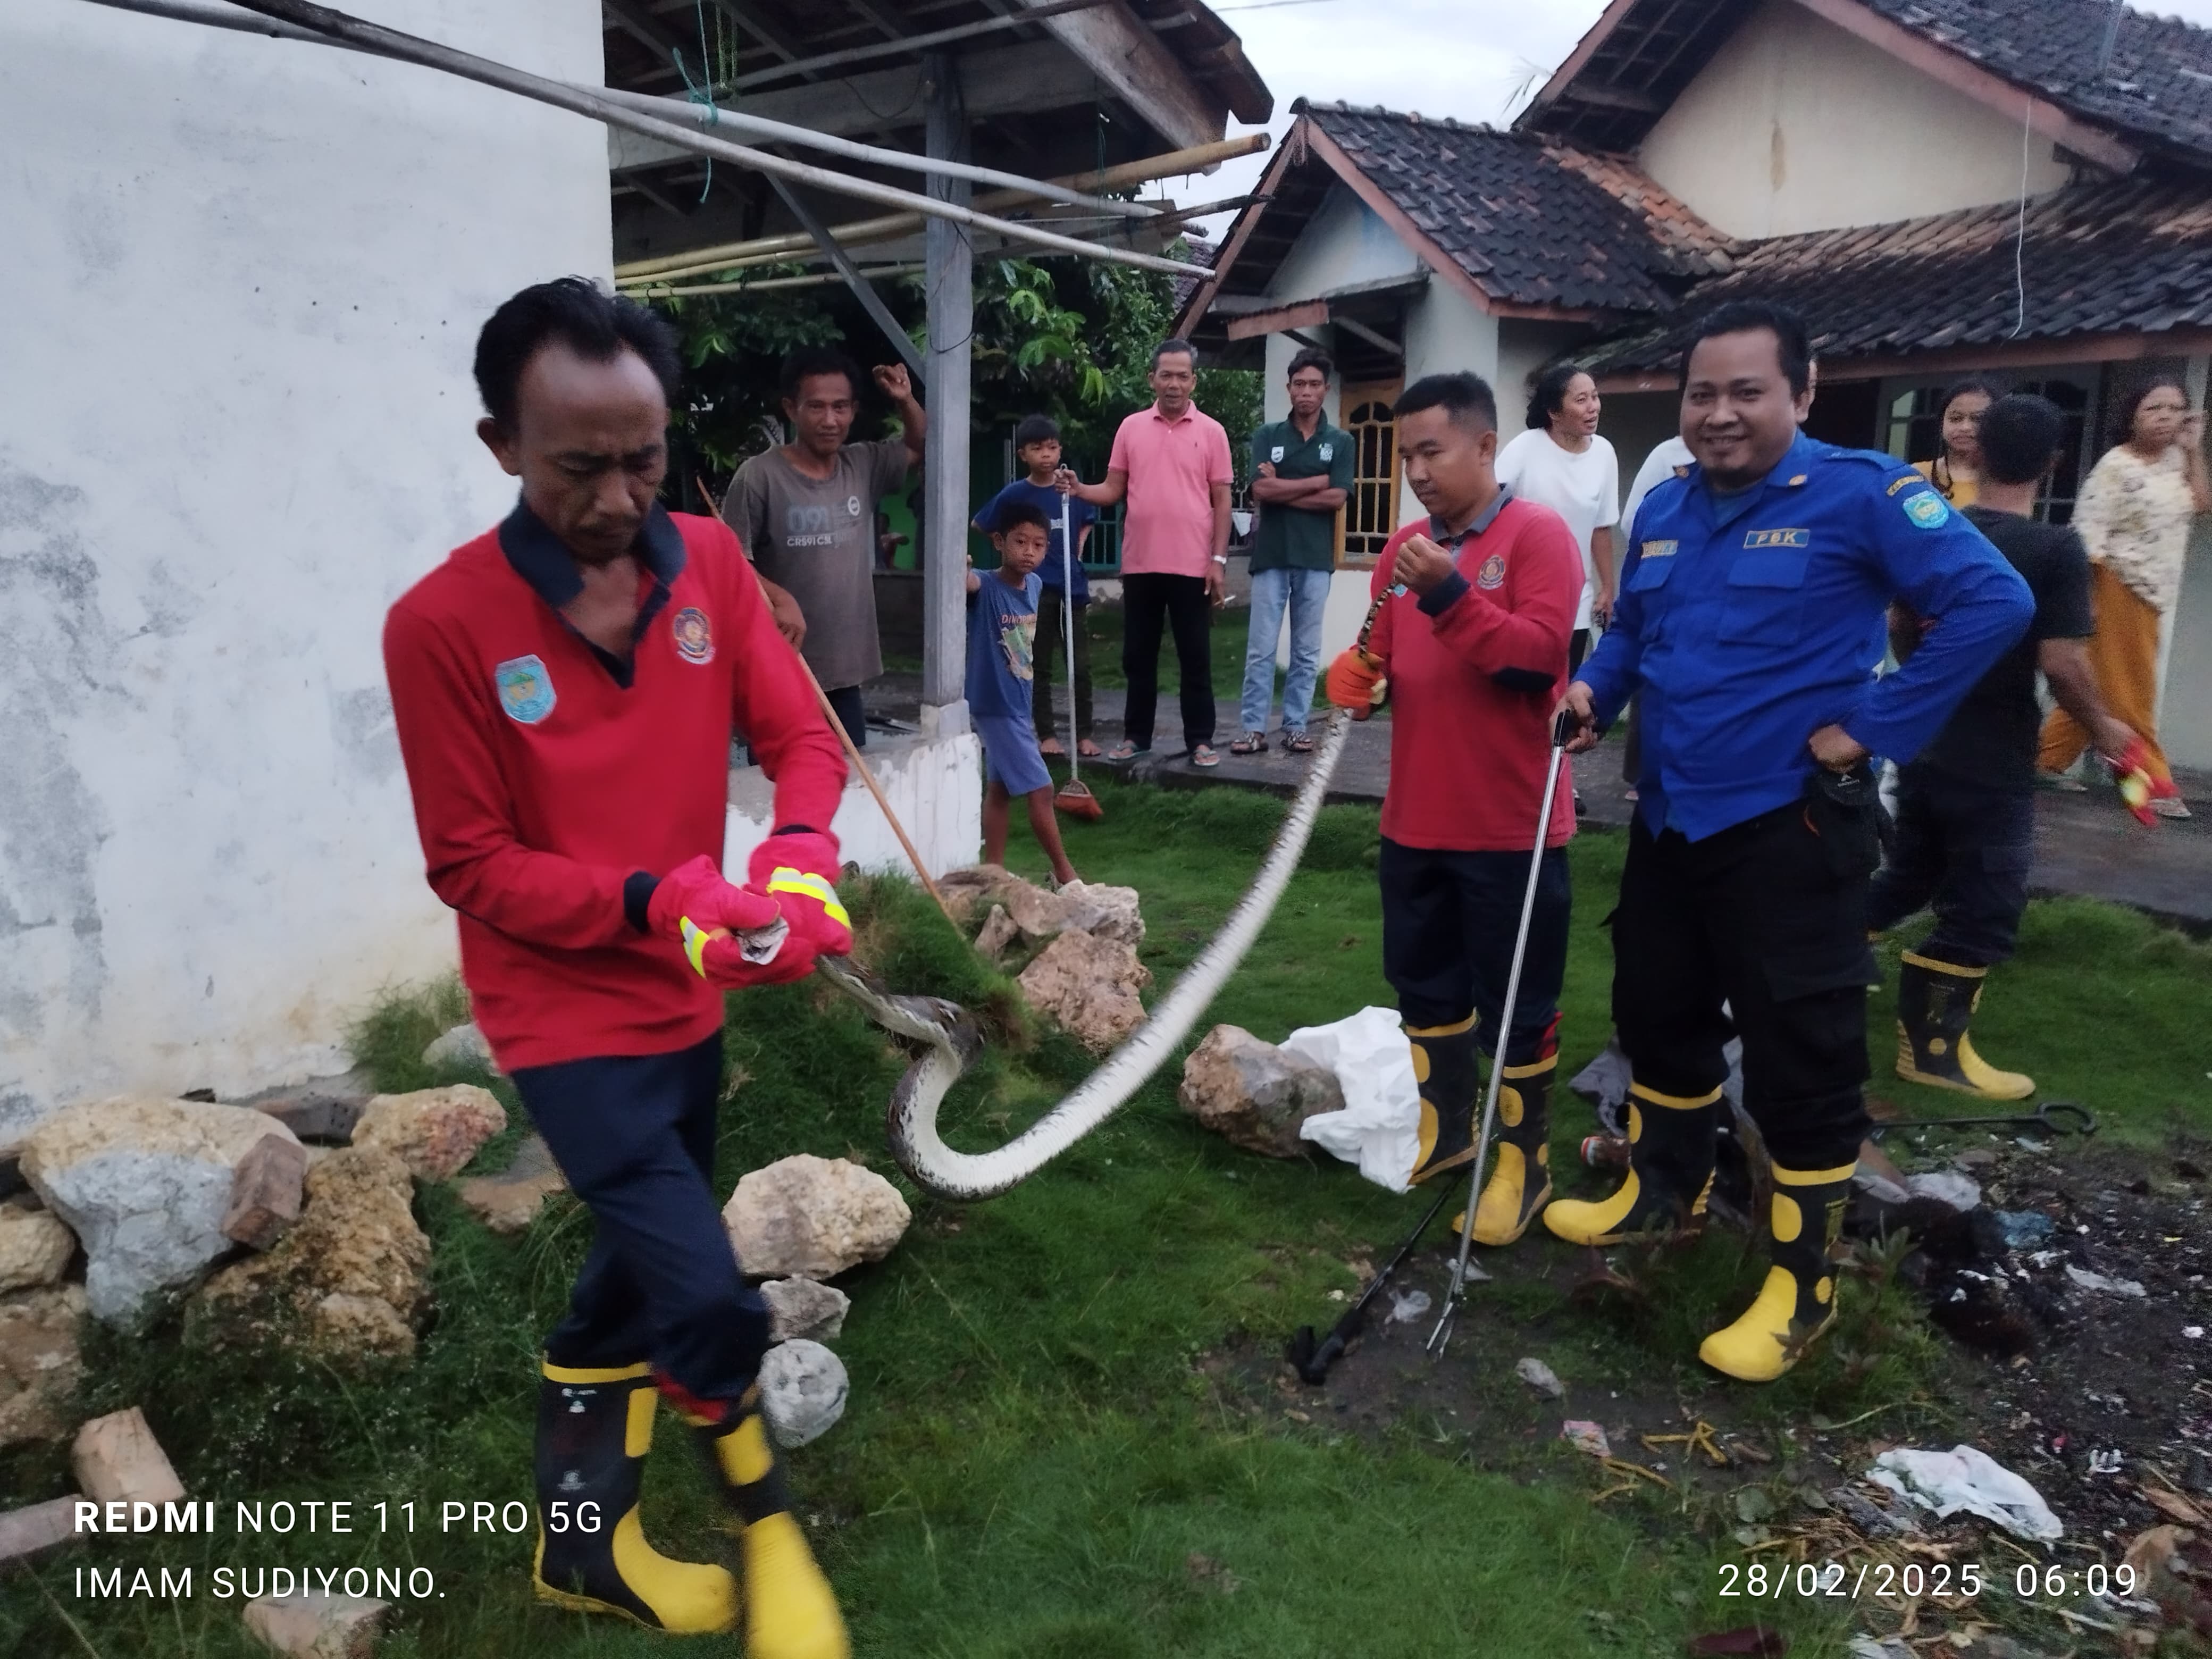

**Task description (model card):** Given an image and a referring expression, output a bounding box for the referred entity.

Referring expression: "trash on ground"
[1866,1444,2063,1541]
[2066,1263,2147,1297]
[1385,1287,1430,1324]
[1286,1008,1419,1192]
[1905,1170,1982,1212]
[1561,1420,1611,1458]
[1993,1209,2055,1249]
[1847,1638,1913,1659]
[1514,1357,1563,1397]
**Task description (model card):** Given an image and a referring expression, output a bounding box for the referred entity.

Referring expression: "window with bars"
[1879,371,2097,524]
[1338,384,1403,567]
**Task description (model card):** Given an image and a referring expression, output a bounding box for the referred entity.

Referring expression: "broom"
[1051,490,1104,820]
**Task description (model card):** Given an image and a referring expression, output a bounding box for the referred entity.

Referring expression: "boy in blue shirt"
[968,501,1080,885]
[974,416,1099,758]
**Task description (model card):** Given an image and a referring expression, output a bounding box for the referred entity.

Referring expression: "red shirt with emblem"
[382,504,845,1070]
[1366,495,1582,852]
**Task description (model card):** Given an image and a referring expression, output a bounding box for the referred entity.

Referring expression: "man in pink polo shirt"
[1059,338,1234,767]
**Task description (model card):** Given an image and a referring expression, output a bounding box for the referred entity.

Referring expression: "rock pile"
[1177,1025,1342,1159]
[941,863,1154,1053]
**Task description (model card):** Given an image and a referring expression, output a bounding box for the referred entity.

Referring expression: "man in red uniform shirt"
[1327,373,1582,1243]
[384,279,851,1658]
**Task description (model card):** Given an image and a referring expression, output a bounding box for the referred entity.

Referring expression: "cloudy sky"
[1178,0,2212,232]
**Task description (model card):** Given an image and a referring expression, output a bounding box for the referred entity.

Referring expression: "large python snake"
[815,710,1354,1201]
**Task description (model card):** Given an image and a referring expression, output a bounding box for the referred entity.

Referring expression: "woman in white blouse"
[1496,365,1620,673]
[2037,378,2210,817]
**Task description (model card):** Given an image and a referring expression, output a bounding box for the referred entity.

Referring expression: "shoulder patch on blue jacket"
[1902,491,1952,530]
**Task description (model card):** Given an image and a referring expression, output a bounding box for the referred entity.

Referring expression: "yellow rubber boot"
[1698,1159,1854,1382]
[532,1360,737,1633]
[1542,1083,1720,1246]
[1895,952,2033,1101]
[696,1397,849,1659]
[1405,1013,1480,1186]
[1453,1055,1555,1246]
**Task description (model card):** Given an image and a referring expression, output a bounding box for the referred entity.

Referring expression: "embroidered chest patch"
[672,606,715,665]
[1743,528,1811,549]
[495,655,556,725]
[1641,540,1679,558]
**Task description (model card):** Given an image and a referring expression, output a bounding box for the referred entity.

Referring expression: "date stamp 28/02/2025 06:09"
[1719,1558,2144,1604]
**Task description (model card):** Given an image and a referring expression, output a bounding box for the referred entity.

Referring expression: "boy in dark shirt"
[967,501,1080,884]
[1873,394,2137,1098]
[974,416,1099,758]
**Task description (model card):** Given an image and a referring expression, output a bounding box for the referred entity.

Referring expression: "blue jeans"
[1240,565,1333,735]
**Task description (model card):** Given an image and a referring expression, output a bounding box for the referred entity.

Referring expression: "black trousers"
[1120,572,1214,753]
[1379,839,1571,1066]
[509,1033,770,1407]
[1612,803,1875,1171]
[1033,588,1094,742]
[1866,766,2034,968]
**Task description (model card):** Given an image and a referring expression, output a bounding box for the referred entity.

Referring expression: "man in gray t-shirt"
[726,347,926,746]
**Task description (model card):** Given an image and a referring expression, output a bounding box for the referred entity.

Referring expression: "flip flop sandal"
[1105,741,1145,763]
[1190,744,1221,768]
[1228,732,1267,756]
[1077,741,1103,758]
[1280,731,1315,753]
[1038,739,1066,757]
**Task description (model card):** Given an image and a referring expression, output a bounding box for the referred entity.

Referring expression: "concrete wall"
[2160,356,2212,772]
[1268,183,1424,304]
[1637,0,2073,240]
[726,735,983,881]
[0,2,610,1138]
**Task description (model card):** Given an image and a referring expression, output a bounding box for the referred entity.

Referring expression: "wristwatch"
[1210,555,1229,566]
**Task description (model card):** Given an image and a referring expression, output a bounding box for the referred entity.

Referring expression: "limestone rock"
[973,904,1020,961]
[421,1021,499,1076]
[940,864,1093,945]
[455,1134,565,1235]
[1177,1025,1342,1158]
[1019,930,1151,1053]
[0,1285,87,1449]
[350,1086,505,1182]
[242,1591,390,1657]
[760,1276,849,1344]
[73,1406,186,1506]
[22,1096,304,1325]
[221,1135,308,1251]
[0,1203,76,1293]
[0,1495,86,1563]
[758,1339,848,1449]
[1057,880,1144,946]
[724,1155,910,1280]
[193,1149,430,1364]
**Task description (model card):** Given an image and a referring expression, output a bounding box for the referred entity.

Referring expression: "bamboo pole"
[697,479,953,922]
[105,0,1218,280]
[615,132,1268,283]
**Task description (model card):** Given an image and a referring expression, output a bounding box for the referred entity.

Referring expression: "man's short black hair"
[1394,372,1498,433]
[1287,347,1335,384]
[1015,414,1061,450]
[993,499,1051,537]
[1976,394,2068,487]
[473,277,681,431]
[1680,300,1814,397]
[1525,361,1590,431]
[1153,338,1200,372]
[780,345,864,404]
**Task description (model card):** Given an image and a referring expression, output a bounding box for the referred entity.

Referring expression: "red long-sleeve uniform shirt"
[383,502,846,1070]
[1368,495,1582,852]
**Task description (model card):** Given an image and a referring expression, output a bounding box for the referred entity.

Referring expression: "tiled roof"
[1570,176,2212,377]
[1856,0,2212,166]
[1298,102,1716,314]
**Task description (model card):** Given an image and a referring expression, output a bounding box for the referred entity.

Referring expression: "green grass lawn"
[8,784,2209,1658]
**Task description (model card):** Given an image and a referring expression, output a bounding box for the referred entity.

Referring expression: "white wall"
[1637,0,2073,240]
[724,735,984,883]
[2160,356,2212,771]
[1268,184,1425,304]
[0,1,610,1138]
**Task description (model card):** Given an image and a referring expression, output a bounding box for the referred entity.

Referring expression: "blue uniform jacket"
[1578,432,2034,841]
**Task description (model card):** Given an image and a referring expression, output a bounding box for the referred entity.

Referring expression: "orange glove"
[1326,648,1387,720]
[2102,738,2158,826]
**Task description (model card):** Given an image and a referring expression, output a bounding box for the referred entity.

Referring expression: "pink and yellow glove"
[748,831,853,959]
[2102,738,2158,827]
[1326,648,1387,719]
[646,854,814,987]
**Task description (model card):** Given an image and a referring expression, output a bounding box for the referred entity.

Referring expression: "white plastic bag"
[1286,1007,1420,1192]
[1866,1445,2062,1541]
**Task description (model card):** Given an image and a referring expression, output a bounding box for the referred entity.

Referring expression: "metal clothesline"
[76,0,1220,280]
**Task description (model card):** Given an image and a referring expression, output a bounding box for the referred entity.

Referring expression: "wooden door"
[1336,380,1403,569]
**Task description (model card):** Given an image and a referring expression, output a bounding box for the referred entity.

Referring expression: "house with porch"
[1174,0,2212,766]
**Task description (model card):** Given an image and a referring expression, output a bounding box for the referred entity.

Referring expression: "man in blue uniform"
[1552,301,2033,1382]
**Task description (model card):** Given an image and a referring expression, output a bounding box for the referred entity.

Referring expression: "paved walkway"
[858,673,2211,934]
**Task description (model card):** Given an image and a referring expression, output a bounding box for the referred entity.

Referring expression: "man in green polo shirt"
[1234,348,1354,755]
